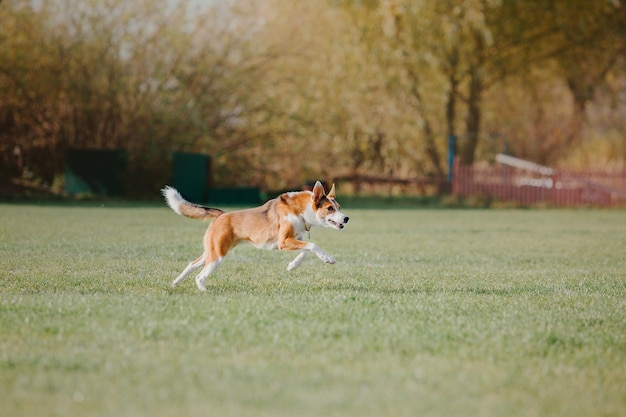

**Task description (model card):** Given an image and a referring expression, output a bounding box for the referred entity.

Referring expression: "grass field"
[1,203,625,417]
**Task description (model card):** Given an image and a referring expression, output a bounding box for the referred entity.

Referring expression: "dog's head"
[312,181,349,230]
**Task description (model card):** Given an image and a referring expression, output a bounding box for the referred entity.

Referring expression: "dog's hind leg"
[287,251,308,271]
[194,221,233,291]
[195,257,224,291]
[172,255,205,287]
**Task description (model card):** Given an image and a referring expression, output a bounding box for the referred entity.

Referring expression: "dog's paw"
[195,280,207,292]
[287,252,307,271]
[311,246,335,265]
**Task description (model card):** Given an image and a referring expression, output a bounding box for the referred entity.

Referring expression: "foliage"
[1,0,625,196]
[1,204,625,416]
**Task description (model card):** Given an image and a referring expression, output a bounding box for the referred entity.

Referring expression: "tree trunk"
[565,77,592,148]
[461,67,482,165]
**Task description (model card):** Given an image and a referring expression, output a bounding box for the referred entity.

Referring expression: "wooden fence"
[452,157,626,207]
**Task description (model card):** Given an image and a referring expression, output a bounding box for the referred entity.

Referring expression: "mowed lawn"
[1,203,625,417]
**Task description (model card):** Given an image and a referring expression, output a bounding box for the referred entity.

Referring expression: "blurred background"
[1,0,625,199]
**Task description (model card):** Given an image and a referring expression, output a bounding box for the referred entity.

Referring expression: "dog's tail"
[161,186,225,220]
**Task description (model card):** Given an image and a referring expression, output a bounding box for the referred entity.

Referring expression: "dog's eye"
[327,206,335,212]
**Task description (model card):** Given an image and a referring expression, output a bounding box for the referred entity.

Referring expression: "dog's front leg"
[306,242,335,265]
[280,237,335,265]
[287,251,308,271]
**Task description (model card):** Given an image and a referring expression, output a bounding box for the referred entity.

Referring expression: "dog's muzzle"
[328,216,349,229]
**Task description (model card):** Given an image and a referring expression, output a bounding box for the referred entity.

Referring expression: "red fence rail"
[452,158,626,207]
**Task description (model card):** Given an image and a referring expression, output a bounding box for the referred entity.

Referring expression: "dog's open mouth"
[328,219,344,229]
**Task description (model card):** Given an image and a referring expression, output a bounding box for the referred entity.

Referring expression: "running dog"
[162,181,349,291]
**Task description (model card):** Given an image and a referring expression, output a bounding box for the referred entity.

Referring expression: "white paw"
[287,252,307,271]
[323,255,336,264]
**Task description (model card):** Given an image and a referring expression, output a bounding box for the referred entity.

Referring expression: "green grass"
[1,203,625,417]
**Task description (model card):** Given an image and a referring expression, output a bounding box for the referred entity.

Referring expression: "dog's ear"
[312,181,326,203]
[328,183,336,199]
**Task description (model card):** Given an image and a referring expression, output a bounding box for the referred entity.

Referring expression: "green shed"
[65,149,127,197]
[172,152,212,203]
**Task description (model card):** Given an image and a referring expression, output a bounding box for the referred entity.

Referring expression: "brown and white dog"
[162,181,349,291]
